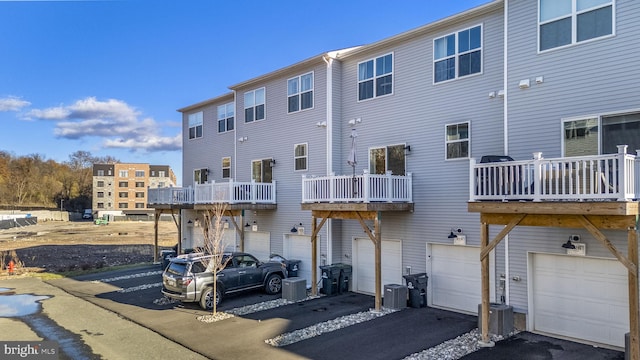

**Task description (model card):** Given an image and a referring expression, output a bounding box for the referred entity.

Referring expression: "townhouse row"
[150,0,640,350]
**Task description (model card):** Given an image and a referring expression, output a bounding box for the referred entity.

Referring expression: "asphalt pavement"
[1,264,629,360]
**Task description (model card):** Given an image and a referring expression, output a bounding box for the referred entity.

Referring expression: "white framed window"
[445,122,470,160]
[434,25,482,83]
[294,143,308,171]
[222,157,231,179]
[358,53,393,101]
[194,168,208,184]
[539,0,613,51]
[97,170,104,176]
[244,88,265,123]
[369,144,406,175]
[563,111,640,156]
[218,102,235,133]
[188,111,203,139]
[288,72,314,113]
[135,170,144,177]
[158,171,165,177]
[118,170,128,178]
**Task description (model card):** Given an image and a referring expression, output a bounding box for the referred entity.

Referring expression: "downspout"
[503,0,511,306]
[323,54,334,265]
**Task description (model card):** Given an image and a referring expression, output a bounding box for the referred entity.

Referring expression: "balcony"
[470,145,640,202]
[148,180,276,207]
[302,172,413,204]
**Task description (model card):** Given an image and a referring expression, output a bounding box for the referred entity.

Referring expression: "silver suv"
[161,252,287,310]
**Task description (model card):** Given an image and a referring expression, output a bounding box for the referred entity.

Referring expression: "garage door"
[221,229,237,252]
[531,253,628,347]
[244,232,271,262]
[353,238,402,295]
[429,244,483,314]
[283,234,319,288]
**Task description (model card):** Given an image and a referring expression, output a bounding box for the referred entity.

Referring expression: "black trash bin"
[160,249,176,270]
[285,259,301,278]
[336,264,352,293]
[319,264,340,295]
[403,273,428,308]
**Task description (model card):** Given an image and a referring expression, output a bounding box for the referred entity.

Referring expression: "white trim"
[243,87,266,123]
[287,71,315,114]
[293,142,308,172]
[444,121,471,161]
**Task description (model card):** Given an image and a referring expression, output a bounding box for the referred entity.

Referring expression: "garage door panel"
[354,239,402,295]
[532,254,627,347]
[244,232,270,262]
[430,245,482,314]
[283,234,319,288]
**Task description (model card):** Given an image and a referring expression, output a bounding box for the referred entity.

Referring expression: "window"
[135,203,145,209]
[97,181,104,187]
[564,112,640,156]
[97,202,104,209]
[369,145,406,175]
[119,192,128,198]
[135,192,145,198]
[97,192,104,198]
[294,143,307,171]
[194,168,208,184]
[222,157,231,179]
[135,181,145,188]
[434,25,482,83]
[118,181,128,187]
[445,122,470,159]
[135,170,144,177]
[119,170,128,177]
[97,170,104,176]
[188,111,203,139]
[539,0,613,51]
[244,88,265,122]
[159,171,165,177]
[358,53,393,101]
[252,159,273,183]
[218,102,235,133]
[158,182,165,187]
[288,73,313,112]
[118,203,128,209]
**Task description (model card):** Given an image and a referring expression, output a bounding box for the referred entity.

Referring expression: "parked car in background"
[82,209,93,219]
[161,252,287,310]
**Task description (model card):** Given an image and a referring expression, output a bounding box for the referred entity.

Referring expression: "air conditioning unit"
[384,284,407,310]
[282,277,307,301]
[478,303,514,336]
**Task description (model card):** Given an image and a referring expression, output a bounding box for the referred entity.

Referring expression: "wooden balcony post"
[479,221,495,347]
[629,226,639,360]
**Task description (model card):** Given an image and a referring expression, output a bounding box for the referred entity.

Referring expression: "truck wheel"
[265,274,283,294]
[200,286,222,310]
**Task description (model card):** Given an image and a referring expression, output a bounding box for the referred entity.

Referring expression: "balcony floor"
[468,200,639,216]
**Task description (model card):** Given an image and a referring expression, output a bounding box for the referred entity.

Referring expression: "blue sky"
[0,0,489,185]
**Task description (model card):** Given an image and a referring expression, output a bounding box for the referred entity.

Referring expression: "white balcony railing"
[302,172,413,203]
[470,145,640,202]
[147,180,276,206]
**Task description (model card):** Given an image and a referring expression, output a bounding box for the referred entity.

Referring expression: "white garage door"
[353,238,402,295]
[429,244,483,314]
[283,234,319,288]
[531,253,628,347]
[244,231,271,262]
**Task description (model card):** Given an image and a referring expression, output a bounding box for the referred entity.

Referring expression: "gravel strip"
[403,328,520,360]
[197,295,321,323]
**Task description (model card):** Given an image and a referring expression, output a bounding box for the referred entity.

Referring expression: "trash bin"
[403,273,428,308]
[285,259,301,278]
[336,263,352,293]
[160,249,176,270]
[319,264,340,295]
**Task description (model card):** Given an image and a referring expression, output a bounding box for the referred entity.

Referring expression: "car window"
[191,262,206,273]
[166,262,188,276]
[237,255,257,268]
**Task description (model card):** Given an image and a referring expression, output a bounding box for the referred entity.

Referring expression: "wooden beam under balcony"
[302,202,413,212]
[468,201,638,216]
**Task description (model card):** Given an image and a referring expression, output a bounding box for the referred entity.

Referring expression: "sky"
[0,0,490,185]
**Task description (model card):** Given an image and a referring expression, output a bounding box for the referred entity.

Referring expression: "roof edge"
[177,92,234,113]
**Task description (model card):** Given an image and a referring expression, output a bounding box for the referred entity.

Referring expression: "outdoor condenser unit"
[282,277,307,302]
[384,284,407,310]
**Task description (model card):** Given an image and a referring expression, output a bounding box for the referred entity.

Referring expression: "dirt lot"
[0,220,178,274]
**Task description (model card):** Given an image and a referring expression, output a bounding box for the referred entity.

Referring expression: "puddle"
[0,290,101,359]
[0,293,49,317]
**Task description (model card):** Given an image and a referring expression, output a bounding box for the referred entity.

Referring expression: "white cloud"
[0,96,31,111]
[29,97,180,153]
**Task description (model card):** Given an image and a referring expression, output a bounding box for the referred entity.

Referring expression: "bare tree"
[197,202,231,314]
